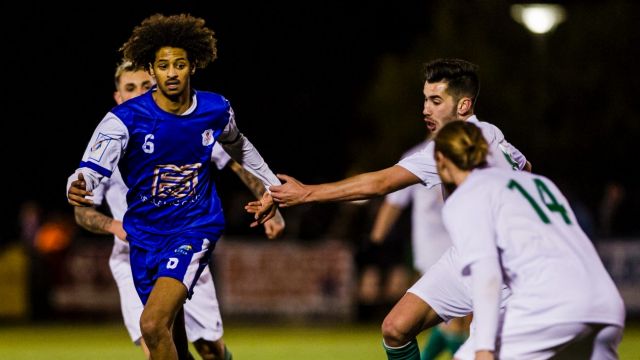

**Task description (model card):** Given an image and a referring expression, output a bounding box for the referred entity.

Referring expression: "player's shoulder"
[469,116,505,143]
[474,167,557,197]
[195,89,230,109]
[456,168,512,198]
[400,139,430,159]
[111,91,154,120]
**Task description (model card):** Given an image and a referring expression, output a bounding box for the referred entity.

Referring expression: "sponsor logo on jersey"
[174,244,193,256]
[151,163,202,199]
[202,129,214,146]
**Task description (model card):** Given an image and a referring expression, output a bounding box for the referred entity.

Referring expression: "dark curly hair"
[120,13,217,71]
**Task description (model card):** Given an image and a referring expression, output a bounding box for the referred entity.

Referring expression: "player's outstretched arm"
[268,165,420,207]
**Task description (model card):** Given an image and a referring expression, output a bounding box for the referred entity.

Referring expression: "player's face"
[114,70,154,105]
[150,47,193,99]
[422,81,460,134]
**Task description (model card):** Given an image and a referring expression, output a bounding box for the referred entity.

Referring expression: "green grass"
[0,320,638,359]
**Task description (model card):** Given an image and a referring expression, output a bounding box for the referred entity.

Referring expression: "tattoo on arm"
[74,206,113,235]
[229,160,266,199]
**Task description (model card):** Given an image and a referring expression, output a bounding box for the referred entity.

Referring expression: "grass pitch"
[0,320,638,359]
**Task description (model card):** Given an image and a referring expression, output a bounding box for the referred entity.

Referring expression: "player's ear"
[148,65,155,78]
[114,91,123,105]
[190,59,197,75]
[457,97,472,116]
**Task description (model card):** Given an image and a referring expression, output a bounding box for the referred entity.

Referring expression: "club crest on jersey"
[174,244,193,256]
[202,129,214,146]
[89,133,114,162]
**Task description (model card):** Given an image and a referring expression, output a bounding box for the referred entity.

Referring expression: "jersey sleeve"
[68,113,129,193]
[469,257,503,351]
[87,178,107,206]
[442,181,499,273]
[218,106,281,189]
[211,142,231,170]
[482,123,527,171]
[497,139,527,171]
[396,142,441,188]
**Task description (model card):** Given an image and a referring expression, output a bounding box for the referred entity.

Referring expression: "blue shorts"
[130,231,218,304]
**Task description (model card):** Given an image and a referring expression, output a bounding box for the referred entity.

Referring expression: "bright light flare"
[511,4,566,34]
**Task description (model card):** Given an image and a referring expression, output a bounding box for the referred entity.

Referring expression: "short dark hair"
[120,13,217,71]
[424,58,480,107]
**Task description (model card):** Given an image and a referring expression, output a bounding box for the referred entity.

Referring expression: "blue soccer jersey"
[76,89,234,249]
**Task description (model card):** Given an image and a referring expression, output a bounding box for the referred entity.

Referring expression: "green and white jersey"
[397,116,527,189]
[443,168,625,328]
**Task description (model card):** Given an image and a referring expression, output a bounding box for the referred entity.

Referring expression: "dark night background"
[6,0,640,242]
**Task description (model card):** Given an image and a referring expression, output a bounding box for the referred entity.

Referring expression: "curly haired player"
[67,14,281,359]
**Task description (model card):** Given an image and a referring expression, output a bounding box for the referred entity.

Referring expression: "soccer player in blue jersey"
[67,14,280,360]
[72,59,285,360]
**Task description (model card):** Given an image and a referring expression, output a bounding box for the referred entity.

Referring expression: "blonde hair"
[434,121,488,170]
[114,59,144,88]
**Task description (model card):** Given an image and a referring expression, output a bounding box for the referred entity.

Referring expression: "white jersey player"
[261,59,532,360]
[435,121,625,359]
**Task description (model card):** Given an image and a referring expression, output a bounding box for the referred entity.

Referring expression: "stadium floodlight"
[510,3,566,35]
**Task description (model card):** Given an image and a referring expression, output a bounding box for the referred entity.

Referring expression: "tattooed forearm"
[229,160,267,199]
[74,206,113,235]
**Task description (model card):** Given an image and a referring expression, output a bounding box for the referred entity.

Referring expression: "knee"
[139,313,166,347]
[381,315,409,347]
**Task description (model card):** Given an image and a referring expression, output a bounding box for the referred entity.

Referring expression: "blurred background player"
[434,120,625,359]
[369,131,469,359]
[74,59,285,359]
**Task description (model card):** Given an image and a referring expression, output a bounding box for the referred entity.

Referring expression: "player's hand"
[475,350,495,360]
[263,210,285,239]
[269,174,311,207]
[109,220,128,242]
[67,173,94,207]
[245,191,278,228]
